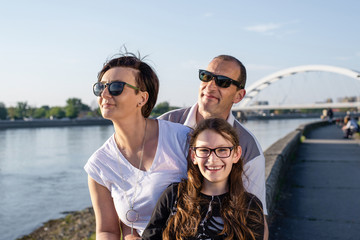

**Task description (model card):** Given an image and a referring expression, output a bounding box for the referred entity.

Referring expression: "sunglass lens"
[108,82,125,96]
[93,82,104,96]
[216,77,232,88]
[199,70,213,82]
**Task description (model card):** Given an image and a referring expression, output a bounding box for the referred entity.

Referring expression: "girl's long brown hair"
[162,118,264,240]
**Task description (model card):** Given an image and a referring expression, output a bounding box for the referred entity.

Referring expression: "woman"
[142,118,268,240]
[84,53,191,239]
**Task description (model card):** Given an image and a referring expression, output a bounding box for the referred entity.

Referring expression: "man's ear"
[232,146,242,163]
[233,89,246,104]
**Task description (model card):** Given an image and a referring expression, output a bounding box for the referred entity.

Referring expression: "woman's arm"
[88,176,121,240]
[263,216,269,240]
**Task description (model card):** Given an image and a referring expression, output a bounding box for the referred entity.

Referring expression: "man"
[159,55,267,215]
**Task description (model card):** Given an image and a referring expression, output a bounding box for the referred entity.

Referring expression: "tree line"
[0,99,179,120]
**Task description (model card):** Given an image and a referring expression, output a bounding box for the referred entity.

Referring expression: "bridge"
[239,102,360,111]
[232,65,360,111]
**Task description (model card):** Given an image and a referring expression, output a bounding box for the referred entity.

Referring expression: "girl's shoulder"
[244,192,264,214]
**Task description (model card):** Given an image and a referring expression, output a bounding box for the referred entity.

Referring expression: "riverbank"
[16,208,95,240]
[0,118,112,129]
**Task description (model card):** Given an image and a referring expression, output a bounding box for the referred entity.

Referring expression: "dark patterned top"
[142,183,264,240]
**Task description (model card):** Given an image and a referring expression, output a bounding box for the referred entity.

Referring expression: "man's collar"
[183,103,198,128]
[183,103,235,129]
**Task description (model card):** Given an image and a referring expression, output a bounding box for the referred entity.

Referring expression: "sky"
[1,0,360,109]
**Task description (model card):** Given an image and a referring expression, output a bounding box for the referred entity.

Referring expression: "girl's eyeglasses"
[93,81,139,97]
[191,146,234,158]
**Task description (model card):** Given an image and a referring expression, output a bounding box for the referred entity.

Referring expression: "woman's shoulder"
[87,134,116,164]
[158,119,191,133]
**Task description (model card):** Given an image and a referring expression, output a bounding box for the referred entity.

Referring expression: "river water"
[0,118,318,240]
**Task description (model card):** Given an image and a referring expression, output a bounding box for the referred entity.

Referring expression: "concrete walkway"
[269,124,360,240]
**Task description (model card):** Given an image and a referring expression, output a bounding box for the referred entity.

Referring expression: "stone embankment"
[17,120,331,239]
[264,119,332,220]
[0,118,112,129]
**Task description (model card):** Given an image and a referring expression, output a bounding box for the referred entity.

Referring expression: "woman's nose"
[101,85,111,98]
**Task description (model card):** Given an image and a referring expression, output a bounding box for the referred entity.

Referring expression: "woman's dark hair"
[97,52,159,118]
[162,118,263,240]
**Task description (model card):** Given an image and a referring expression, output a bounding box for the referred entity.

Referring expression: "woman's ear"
[138,91,149,107]
[232,146,242,163]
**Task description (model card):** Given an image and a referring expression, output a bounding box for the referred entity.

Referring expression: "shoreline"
[0,118,112,129]
[16,207,95,240]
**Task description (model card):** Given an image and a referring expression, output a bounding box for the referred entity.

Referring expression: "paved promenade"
[269,124,360,240]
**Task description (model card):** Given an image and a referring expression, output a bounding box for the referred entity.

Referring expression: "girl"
[142,118,267,240]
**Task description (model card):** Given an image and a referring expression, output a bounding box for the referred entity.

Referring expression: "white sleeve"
[242,154,268,215]
[84,158,107,188]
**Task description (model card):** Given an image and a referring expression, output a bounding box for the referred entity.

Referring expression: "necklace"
[116,118,147,235]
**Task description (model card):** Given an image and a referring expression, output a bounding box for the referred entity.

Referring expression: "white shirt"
[84,119,191,235]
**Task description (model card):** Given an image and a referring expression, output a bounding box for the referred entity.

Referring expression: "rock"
[17,207,96,240]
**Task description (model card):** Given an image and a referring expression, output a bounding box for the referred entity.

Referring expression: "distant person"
[342,115,359,138]
[158,55,268,217]
[84,52,191,239]
[327,108,334,122]
[142,118,268,240]
[321,109,328,120]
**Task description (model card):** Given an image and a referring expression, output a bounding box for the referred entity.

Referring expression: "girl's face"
[191,129,241,194]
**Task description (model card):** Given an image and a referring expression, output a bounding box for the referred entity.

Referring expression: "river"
[0,118,318,240]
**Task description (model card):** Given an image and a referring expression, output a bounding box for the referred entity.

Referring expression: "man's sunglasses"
[199,69,243,89]
[93,81,139,97]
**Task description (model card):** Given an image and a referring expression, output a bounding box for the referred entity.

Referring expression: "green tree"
[0,102,7,120]
[65,98,91,119]
[151,101,179,117]
[7,107,16,120]
[48,107,66,119]
[14,102,28,119]
[26,106,36,119]
[33,105,50,119]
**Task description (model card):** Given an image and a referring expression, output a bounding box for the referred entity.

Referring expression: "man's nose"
[205,78,218,89]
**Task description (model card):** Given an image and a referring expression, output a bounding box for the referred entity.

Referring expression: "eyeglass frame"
[198,69,244,89]
[93,81,140,97]
[191,146,235,158]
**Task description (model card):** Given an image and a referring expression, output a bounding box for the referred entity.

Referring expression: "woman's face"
[191,129,241,192]
[97,67,144,121]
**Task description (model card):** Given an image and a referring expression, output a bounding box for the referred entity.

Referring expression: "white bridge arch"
[235,65,360,109]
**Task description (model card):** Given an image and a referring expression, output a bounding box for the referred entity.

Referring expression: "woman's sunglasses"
[93,81,139,97]
[199,69,243,89]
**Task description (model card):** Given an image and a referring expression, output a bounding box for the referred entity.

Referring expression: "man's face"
[197,59,246,119]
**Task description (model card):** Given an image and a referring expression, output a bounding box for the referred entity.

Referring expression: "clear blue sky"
[1,0,359,109]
